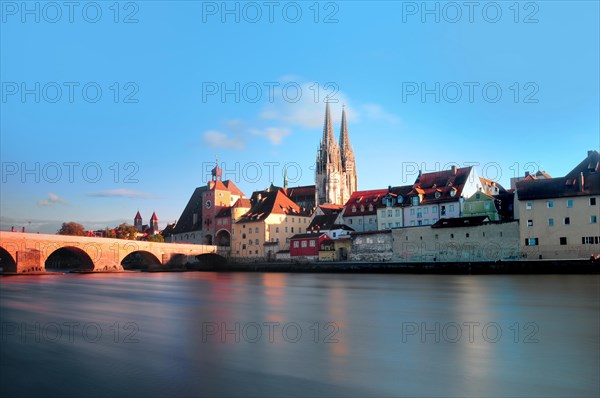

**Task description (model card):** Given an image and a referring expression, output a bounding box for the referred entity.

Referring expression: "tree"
[104,228,116,239]
[146,234,164,242]
[115,223,138,240]
[58,222,86,236]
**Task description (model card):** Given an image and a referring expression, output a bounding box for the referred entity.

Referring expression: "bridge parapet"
[0,231,220,273]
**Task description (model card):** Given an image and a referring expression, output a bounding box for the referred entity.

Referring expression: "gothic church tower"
[315,102,358,206]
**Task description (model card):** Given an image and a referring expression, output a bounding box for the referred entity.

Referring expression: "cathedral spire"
[339,105,353,162]
[322,99,336,147]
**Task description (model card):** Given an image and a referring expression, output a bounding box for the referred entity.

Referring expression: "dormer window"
[434,191,441,199]
[352,206,357,213]
[411,196,419,206]
[397,196,403,204]
[360,205,365,212]
[450,190,456,197]
[368,204,373,212]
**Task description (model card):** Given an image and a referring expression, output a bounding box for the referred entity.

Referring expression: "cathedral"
[315,102,358,206]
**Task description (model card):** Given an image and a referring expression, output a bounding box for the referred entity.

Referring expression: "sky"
[1,0,599,233]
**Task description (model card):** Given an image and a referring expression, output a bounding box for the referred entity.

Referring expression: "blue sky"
[1,1,599,233]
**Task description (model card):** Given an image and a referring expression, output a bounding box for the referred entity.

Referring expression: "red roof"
[409,166,473,204]
[223,180,245,197]
[239,187,302,222]
[342,189,388,216]
[134,211,142,220]
[150,212,158,221]
[233,197,252,208]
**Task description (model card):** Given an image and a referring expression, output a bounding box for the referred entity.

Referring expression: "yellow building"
[231,186,311,260]
[516,150,600,259]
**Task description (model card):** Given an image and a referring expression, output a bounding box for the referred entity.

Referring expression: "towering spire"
[339,105,352,161]
[283,167,288,189]
[322,99,335,147]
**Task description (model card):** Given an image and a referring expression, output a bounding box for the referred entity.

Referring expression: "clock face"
[205,200,212,209]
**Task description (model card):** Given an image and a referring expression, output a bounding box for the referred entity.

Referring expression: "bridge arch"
[121,250,162,270]
[45,246,95,271]
[0,246,17,273]
[195,253,228,267]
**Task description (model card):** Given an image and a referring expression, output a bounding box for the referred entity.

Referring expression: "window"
[412,196,419,206]
[449,204,455,212]
[591,215,597,224]
[255,227,259,233]
[591,198,597,206]
[450,234,454,239]
[435,191,441,199]
[309,240,315,247]
[432,207,437,214]
[450,190,456,197]
[417,209,422,218]
[301,241,307,248]
[276,227,279,233]
[360,205,365,212]
[526,202,532,210]
[410,209,415,215]
[527,220,533,227]
[242,244,246,250]
[548,218,554,226]
[369,205,374,212]
[564,217,570,225]
[242,233,246,239]
[333,232,337,237]
[349,219,353,224]
[424,219,429,225]
[466,233,469,238]
[410,221,415,226]
[255,239,259,245]
[285,227,288,232]
[567,199,573,208]
[249,239,253,245]
[441,206,446,216]
[352,206,357,213]
[380,210,386,218]
[217,219,222,225]
[432,218,438,223]
[292,218,295,223]
[370,218,375,224]
[387,210,392,217]
[526,238,539,246]
[358,219,362,225]
[484,203,490,210]
[547,200,554,208]
[395,222,401,227]
[435,234,439,239]
[418,220,422,226]
[395,209,400,217]
[560,237,567,245]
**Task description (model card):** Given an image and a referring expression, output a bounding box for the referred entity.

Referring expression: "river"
[1,272,598,397]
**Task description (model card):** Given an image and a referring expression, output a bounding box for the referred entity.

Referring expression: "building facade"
[516,150,600,259]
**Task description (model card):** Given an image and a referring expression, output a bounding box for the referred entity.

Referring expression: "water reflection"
[1,273,598,397]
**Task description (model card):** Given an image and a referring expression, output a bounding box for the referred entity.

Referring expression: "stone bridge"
[0,231,228,273]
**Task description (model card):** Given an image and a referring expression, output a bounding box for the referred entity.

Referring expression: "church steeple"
[322,99,336,147]
[339,105,353,165]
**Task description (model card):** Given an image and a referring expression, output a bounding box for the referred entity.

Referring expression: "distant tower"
[315,101,357,205]
[211,158,222,181]
[339,105,358,203]
[283,167,289,189]
[150,212,159,232]
[134,211,143,232]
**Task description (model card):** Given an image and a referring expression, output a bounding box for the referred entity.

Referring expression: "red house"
[290,232,331,258]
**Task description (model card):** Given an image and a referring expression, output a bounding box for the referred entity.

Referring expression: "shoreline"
[1,259,598,276]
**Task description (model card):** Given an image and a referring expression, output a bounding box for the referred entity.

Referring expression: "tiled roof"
[517,151,600,200]
[342,189,389,216]
[233,197,252,208]
[134,211,142,220]
[318,204,344,214]
[172,186,208,234]
[215,207,231,218]
[223,180,245,197]
[285,185,315,197]
[409,166,473,204]
[308,214,338,231]
[238,187,303,223]
[290,232,329,240]
[516,173,600,200]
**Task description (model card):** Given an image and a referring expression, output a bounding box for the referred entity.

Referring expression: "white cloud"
[249,127,291,145]
[87,189,156,199]
[37,192,66,207]
[202,130,245,150]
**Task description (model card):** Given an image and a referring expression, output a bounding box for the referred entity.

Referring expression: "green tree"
[147,234,165,242]
[58,222,86,236]
[115,223,138,240]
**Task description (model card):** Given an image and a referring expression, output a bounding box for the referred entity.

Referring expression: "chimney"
[525,171,530,177]
[580,172,585,192]
[451,165,457,175]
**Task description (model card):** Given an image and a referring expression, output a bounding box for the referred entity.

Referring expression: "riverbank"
[2,259,598,275]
